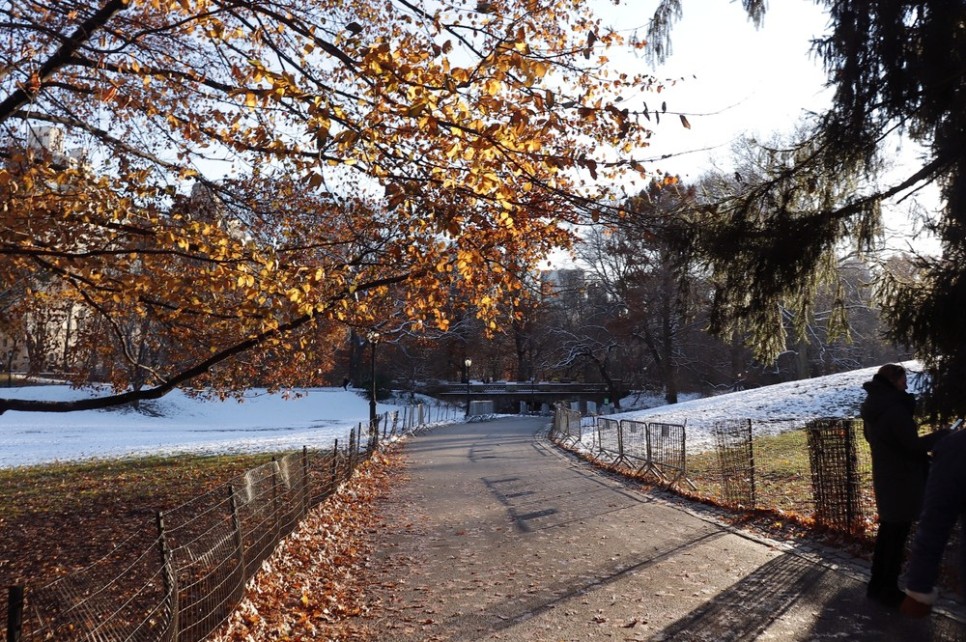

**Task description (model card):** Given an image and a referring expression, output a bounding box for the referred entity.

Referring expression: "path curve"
[358,416,965,641]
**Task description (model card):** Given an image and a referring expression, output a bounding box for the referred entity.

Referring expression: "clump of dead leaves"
[210,448,403,642]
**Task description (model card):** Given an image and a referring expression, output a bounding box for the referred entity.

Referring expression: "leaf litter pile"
[211,450,401,642]
[0,450,403,642]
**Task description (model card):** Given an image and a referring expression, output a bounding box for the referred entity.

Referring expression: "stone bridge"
[421,381,620,415]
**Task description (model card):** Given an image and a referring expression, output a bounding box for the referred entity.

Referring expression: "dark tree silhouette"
[648,0,966,418]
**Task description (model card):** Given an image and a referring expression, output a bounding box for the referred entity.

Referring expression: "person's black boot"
[867,584,905,609]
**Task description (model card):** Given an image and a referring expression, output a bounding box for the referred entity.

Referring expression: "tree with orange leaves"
[0,0,671,414]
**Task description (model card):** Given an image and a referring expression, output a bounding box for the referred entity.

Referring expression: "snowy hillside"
[609,361,920,451]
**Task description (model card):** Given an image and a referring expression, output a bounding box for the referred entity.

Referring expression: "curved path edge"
[356,416,965,641]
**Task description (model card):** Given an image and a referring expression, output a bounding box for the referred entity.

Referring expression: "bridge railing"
[429,381,619,395]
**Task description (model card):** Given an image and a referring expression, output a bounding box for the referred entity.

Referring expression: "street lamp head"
[464,358,472,368]
[367,330,380,343]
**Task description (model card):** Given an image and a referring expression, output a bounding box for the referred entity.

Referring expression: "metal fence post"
[645,421,653,474]
[747,419,757,508]
[155,511,179,640]
[595,420,604,458]
[844,421,857,532]
[348,427,357,471]
[7,585,23,642]
[368,416,378,452]
[617,420,625,463]
[227,485,247,600]
[301,447,310,516]
[331,439,340,492]
[271,458,281,538]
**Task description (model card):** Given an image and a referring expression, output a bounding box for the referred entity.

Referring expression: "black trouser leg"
[869,520,912,595]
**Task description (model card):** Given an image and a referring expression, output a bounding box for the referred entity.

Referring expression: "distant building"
[540,268,585,299]
[25,124,89,169]
[0,285,29,374]
[27,125,64,156]
[188,181,250,242]
[0,330,29,373]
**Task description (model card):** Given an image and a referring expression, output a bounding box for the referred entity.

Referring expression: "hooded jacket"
[860,374,947,522]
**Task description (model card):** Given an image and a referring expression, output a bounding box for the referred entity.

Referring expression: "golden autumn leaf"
[0,0,666,411]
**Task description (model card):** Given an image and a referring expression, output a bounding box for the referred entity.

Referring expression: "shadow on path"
[360,417,966,641]
[653,553,964,641]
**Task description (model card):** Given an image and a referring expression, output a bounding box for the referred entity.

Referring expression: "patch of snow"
[602,361,920,451]
[0,361,919,468]
[0,387,454,469]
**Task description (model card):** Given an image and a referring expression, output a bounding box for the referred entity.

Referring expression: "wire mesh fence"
[618,419,649,472]
[550,406,584,448]
[16,530,175,642]
[550,409,693,490]
[713,419,756,510]
[548,406,966,594]
[593,417,621,463]
[645,422,694,490]
[548,405,879,537]
[806,418,866,534]
[5,401,460,642]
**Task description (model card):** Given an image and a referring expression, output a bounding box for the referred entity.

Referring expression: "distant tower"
[27,126,65,156]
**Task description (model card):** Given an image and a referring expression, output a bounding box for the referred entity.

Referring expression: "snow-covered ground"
[0,386,446,469]
[608,361,920,451]
[0,362,916,468]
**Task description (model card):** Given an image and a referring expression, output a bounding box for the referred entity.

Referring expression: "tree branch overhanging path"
[11,0,962,418]
[1,0,677,414]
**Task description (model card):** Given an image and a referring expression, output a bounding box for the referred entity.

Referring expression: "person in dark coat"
[900,426,966,617]
[860,363,949,608]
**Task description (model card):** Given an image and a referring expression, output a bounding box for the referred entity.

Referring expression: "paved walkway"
[359,417,966,641]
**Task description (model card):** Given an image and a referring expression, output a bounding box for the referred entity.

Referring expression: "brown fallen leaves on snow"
[210,449,404,642]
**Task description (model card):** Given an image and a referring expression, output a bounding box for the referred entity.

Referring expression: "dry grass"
[0,452,279,589]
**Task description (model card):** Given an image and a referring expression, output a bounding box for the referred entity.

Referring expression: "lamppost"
[530,376,536,415]
[367,330,380,448]
[464,358,472,418]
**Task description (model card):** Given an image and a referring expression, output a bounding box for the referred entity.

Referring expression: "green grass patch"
[685,428,874,516]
